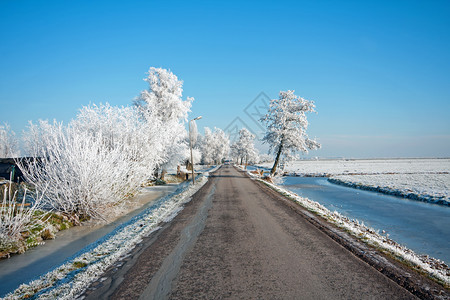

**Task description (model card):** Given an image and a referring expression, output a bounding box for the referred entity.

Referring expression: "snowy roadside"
[241,167,450,287]
[1,169,216,300]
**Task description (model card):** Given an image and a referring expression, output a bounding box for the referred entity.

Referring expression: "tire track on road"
[139,183,216,300]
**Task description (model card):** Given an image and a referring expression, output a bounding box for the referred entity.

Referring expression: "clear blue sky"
[1,0,449,158]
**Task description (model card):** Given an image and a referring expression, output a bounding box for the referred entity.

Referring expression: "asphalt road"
[83,165,420,299]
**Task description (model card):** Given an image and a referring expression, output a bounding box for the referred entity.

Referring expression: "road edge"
[237,167,449,300]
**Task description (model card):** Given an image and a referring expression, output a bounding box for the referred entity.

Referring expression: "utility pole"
[189,116,202,184]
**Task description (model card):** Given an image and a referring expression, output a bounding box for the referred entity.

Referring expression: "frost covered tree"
[201,127,230,165]
[200,128,214,165]
[260,90,320,176]
[0,123,19,158]
[230,128,258,167]
[134,67,193,178]
[230,143,239,164]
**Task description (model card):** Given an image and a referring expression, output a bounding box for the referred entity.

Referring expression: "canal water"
[0,184,178,297]
[280,176,450,264]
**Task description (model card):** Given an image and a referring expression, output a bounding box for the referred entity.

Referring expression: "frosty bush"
[20,105,163,220]
[72,103,164,179]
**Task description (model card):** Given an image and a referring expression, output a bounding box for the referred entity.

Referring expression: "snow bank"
[2,176,209,300]
[329,174,450,206]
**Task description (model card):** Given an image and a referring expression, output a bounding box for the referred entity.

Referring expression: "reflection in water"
[281,177,450,264]
[0,184,178,297]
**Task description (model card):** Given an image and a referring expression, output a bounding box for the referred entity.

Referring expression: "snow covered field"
[258,158,450,176]
[257,158,450,205]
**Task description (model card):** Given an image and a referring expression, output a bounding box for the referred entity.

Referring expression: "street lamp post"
[189,116,202,184]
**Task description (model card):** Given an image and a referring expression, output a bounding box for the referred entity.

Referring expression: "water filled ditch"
[280,176,450,264]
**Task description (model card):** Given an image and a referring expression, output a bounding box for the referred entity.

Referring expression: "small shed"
[0,158,30,182]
